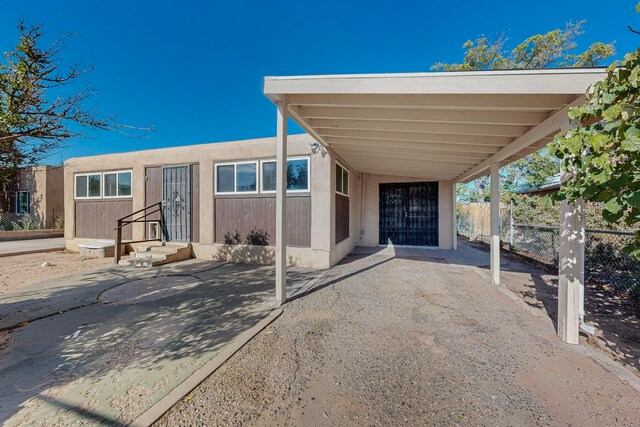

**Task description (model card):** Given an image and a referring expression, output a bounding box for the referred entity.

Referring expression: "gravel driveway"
[156,250,640,426]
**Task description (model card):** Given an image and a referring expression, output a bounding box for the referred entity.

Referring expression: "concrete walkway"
[0,237,65,257]
[157,245,640,426]
[0,260,321,426]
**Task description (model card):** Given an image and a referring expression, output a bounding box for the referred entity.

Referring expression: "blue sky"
[1,0,638,162]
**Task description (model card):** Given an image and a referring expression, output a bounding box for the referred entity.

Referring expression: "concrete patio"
[0,260,321,426]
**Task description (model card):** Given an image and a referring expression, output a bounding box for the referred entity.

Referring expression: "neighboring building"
[517,173,561,196]
[63,134,456,268]
[0,165,65,225]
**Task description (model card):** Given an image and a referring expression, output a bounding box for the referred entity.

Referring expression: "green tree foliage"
[550,48,640,257]
[437,21,615,202]
[502,150,559,194]
[432,21,614,71]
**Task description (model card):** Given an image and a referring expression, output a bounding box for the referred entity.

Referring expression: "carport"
[264,68,606,344]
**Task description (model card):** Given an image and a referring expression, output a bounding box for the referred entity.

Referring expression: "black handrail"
[114,202,163,264]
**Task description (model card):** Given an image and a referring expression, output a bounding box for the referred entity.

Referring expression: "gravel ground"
[0,250,113,294]
[156,252,640,426]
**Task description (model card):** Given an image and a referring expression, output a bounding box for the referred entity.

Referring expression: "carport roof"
[264,68,606,183]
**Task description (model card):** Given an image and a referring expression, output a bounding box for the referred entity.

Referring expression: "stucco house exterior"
[0,165,64,226]
[64,68,609,345]
[63,134,455,269]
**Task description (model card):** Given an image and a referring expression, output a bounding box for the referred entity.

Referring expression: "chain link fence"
[458,202,640,295]
[0,211,64,231]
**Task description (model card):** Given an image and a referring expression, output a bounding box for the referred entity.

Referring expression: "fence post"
[509,202,514,252]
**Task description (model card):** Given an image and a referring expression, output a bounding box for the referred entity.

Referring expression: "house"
[63,134,455,268]
[517,173,561,196]
[65,68,606,345]
[0,165,64,228]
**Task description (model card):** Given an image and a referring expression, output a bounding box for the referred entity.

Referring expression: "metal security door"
[162,165,191,242]
[379,182,438,246]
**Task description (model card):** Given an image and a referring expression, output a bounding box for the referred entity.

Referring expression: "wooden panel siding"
[144,166,162,239]
[191,163,200,243]
[75,200,133,240]
[335,194,350,243]
[214,195,311,247]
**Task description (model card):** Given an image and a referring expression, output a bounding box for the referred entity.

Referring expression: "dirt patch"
[155,252,640,426]
[462,237,640,377]
[0,250,113,294]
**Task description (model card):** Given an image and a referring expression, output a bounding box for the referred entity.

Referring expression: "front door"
[379,182,438,246]
[162,165,191,242]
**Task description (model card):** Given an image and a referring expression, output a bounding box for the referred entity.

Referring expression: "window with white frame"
[215,161,258,194]
[75,171,132,199]
[16,191,30,214]
[103,170,132,198]
[261,157,310,192]
[336,162,349,196]
[75,173,102,198]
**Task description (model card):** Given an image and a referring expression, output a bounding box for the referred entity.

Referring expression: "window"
[215,162,258,194]
[75,173,102,198]
[104,171,132,198]
[237,163,257,192]
[216,165,235,193]
[261,157,310,192]
[75,171,131,199]
[336,162,349,196]
[16,191,30,214]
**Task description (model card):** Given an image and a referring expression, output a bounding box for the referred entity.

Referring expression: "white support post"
[452,182,458,250]
[275,100,288,306]
[490,163,500,286]
[558,175,585,344]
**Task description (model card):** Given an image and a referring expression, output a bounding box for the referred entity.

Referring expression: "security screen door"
[162,165,191,242]
[379,182,438,246]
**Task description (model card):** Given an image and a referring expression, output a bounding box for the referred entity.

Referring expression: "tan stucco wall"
[64,133,458,268]
[64,134,335,268]
[45,166,64,220]
[14,166,63,221]
[358,174,455,250]
[329,149,363,266]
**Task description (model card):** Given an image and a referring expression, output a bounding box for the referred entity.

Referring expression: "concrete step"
[120,242,192,267]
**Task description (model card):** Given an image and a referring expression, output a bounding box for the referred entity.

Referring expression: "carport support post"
[275,99,288,306]
[490,163,500,286]
[558,173,585,344]
[452,182,458,250]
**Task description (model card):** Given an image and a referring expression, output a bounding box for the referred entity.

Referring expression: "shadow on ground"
[463,237,640,375]
[0,260,319,425]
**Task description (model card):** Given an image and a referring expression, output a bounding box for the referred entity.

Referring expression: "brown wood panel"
[144,166,162,239]
[335,194,350,243]
[214,196,310,247]
[191,163,200,243]
[75,200,133,240]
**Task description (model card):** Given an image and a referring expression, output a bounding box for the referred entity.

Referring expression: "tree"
[435,21,615,200]
[432,21,614,71]
[501,149,559,194]
[0,22,139,187]
[550,47,640,257]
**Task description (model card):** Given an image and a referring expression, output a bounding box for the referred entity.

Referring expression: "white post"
[275,99,288,306]
[558,174,585,344]
[490,163,500,286]
[452,182,458,250]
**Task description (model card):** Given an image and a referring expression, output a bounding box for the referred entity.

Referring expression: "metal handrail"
[114,202,163,264]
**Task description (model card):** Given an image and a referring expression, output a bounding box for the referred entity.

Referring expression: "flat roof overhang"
[264,68,606,183]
